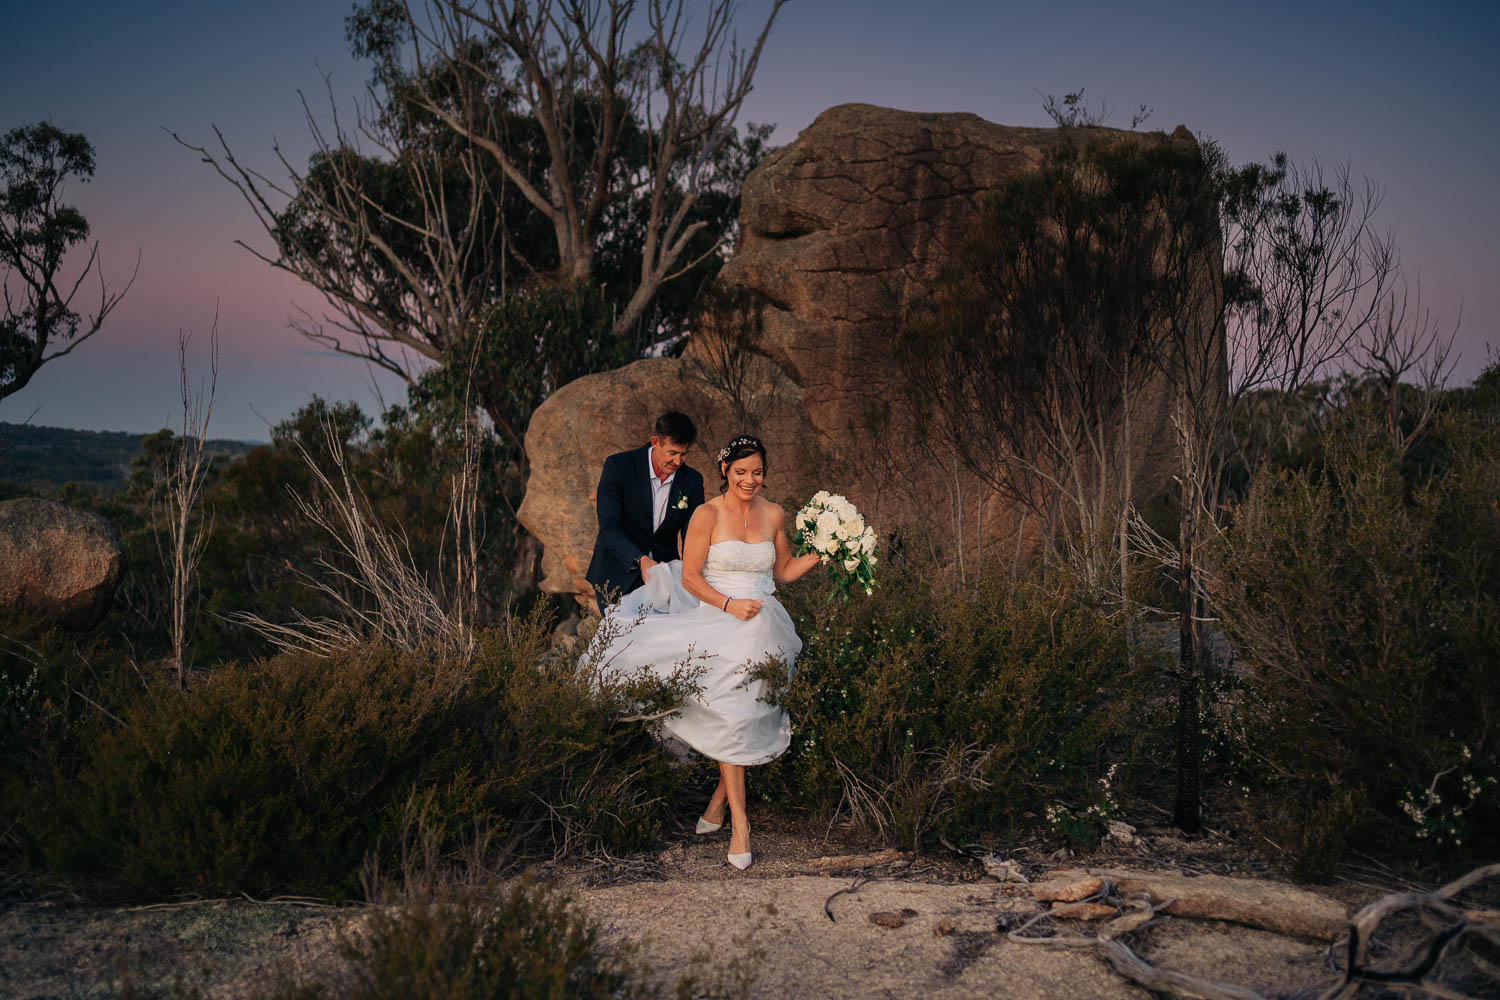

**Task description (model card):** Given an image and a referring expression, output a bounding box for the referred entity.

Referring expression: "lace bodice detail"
[703,539,775,599]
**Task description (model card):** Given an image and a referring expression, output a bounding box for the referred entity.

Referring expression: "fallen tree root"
[1314,861,1500,1000]
[1003,865,1500,1000]
[1008,881,1271,1000]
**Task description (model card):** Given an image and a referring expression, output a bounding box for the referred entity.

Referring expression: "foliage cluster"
[3,621,688,899]
[1207,370,1500,878]
[1,122,134,405]
[761,564,1153,849]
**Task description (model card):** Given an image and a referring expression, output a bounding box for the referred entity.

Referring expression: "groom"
[585,411,706,613]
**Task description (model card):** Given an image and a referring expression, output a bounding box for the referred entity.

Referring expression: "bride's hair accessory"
[717,435,768,491]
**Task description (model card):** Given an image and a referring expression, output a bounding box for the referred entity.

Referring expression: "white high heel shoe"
[727,822,751,870]
[695,816,723,834]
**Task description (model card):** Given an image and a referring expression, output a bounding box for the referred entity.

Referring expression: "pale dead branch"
[159,320,219,688]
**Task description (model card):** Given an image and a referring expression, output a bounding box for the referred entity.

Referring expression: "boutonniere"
[673,494,690,511]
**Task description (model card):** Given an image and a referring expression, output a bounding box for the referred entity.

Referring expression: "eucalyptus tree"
[1,123,136,405]
[177,0,781,432]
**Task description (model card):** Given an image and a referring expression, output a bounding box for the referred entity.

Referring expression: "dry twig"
[824,875,875,923]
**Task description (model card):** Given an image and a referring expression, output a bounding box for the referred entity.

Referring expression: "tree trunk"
[1173,512,1203,833]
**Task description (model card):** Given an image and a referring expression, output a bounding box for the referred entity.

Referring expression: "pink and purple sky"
[3,0,1496,442]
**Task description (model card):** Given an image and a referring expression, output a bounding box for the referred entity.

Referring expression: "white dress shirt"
[647,446,677,532]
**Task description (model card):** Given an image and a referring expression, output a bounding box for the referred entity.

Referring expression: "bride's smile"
[725,455,765,504]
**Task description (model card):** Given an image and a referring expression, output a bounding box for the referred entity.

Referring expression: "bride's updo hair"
[716,434,767,492]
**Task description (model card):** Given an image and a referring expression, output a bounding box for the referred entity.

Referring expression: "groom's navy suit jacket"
[586,445,705,608]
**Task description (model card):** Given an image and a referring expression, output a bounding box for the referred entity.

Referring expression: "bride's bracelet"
[722,596,732,612]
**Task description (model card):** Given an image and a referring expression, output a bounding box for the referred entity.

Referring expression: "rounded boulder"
[0,497,125,631]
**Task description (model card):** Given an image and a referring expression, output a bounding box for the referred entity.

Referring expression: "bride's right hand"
[726,597,762,620]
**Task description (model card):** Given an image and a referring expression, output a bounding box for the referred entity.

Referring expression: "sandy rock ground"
[0,818,1381,999]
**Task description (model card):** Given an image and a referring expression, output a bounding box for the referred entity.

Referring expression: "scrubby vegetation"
[764,568,1151,849]
[5,363,1499,902]
[1205,371,1500,878]
[3,621,687,899]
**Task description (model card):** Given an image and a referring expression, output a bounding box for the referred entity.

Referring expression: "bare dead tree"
[160,322,219,688]
[404,0,787,338]
[170,78,503,391]
[1351,280,1459,458]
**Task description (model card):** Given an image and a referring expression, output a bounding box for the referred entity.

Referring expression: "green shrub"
[0,611,139,784]
[269,882,653,1000]
[264,880,762,1000]
[763,565,1152,848]
[7,622,688,899]
[1209,405,1500,878]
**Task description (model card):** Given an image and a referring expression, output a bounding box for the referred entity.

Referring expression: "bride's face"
[723,453,765,501]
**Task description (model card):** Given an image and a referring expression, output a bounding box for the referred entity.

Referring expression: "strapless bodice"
[703,539,775,598]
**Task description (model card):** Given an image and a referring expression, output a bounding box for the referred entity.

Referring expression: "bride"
[588,434,821,870]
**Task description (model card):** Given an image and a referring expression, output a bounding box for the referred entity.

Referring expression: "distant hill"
[0,421,260,490]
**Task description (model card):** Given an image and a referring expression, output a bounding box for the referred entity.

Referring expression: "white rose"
[815,510,840,538]
[813,525,836,553]
[812,490,831,504]
[846,514,865,537]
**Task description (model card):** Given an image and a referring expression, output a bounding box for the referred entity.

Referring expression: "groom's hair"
[654,411,697,446]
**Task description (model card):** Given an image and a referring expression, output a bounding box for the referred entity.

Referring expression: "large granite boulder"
[0,497,124,630]
[520,104,1213,598]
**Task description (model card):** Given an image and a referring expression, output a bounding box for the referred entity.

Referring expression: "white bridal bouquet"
[794,491,878,601]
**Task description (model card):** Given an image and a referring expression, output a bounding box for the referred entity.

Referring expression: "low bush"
[264,880,757,1000]
[6,621,689,899]
[764,565,1153,848]
[1209,400,1500,879]
[272,882,652,1000]
[0,611,140,783]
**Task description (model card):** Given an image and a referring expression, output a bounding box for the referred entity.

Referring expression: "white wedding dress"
[588,540,800,765]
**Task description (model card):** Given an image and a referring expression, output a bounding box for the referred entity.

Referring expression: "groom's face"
[650,436,689,478]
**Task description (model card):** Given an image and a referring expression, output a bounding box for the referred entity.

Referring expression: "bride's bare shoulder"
[757,497,785,524]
